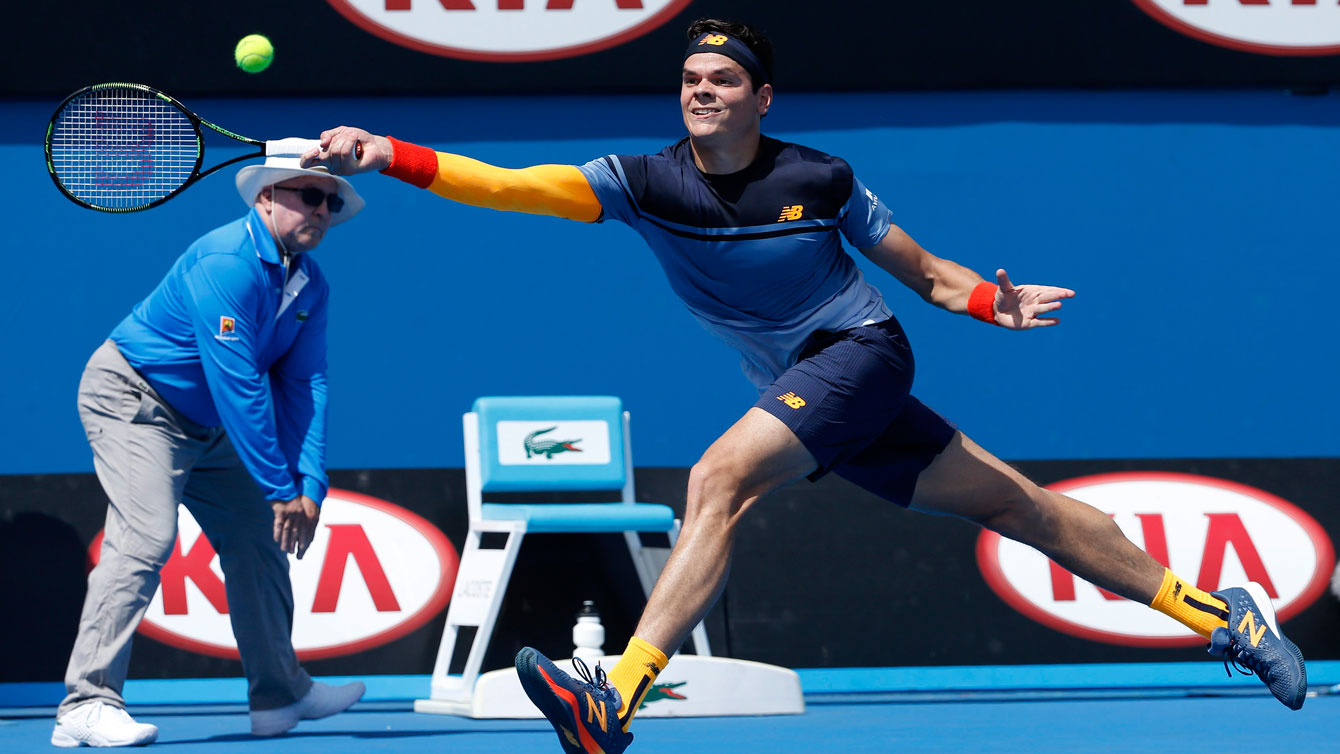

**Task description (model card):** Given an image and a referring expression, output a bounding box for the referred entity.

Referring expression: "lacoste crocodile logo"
[524,427,583,459]
[637,681,688,710]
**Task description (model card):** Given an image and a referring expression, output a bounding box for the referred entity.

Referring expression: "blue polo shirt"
[579,136,894,389]
[110,208,330,504]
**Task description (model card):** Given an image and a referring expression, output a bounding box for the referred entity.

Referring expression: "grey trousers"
[60,341,312,714]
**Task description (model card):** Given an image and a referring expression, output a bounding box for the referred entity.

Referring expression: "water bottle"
[572,600,605,665]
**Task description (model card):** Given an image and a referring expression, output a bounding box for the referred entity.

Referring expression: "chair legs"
[429,524,525,702]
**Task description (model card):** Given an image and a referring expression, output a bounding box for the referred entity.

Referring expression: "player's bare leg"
[908,431,1163,602]
[514,408,814,753]
[909,431,1306,709]
[633,408,815,650]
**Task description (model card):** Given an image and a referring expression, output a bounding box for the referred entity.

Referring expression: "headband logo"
[699,34,728,46]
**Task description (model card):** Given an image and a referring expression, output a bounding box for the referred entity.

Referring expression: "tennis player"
[54,152,367,747]
[306,18,1308,754]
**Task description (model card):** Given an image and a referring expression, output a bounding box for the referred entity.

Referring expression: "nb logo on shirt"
[699,34,728,46]
[777,392,806,409]
[777,205,804,222]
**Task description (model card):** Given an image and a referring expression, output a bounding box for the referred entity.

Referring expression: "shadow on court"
[170,727,548,745]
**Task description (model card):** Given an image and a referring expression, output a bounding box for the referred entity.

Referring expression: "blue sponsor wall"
[3,90,1338,475]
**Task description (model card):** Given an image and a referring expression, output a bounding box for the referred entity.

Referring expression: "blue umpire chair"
[417,396,711,715]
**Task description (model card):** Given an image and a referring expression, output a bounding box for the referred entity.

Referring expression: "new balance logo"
[777,392,806,409]
[699,34,728,46]
[584,694,608,732]
[865,188,878,208]
[1238,610,1268,648]
[777,204,803,222]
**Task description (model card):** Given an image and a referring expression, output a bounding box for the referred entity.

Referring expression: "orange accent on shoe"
[538,665,606,754]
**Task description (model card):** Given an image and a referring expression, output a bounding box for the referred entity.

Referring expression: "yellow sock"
[1149,569,1230,639]
[606,636,668,732]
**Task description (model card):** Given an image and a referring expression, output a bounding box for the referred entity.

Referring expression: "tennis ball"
[235,34,274,74]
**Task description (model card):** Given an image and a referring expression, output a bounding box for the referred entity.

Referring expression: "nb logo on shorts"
[699,34,728,46]
[777,392,806,409]
[777,204,804,222]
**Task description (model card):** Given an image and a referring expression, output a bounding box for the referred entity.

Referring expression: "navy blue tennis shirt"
[110,207,330,504]
[579,136,894,389]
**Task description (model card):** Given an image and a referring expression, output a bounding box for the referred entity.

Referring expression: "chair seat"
[480,503,675,533]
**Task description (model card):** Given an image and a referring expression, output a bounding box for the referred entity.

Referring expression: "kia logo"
[1132,0,1340,56]
[326,0,695,62]
[976,472,1334,647]
[87,489,459,660]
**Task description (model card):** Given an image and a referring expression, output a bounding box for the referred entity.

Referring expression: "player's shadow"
[173,728,549,744]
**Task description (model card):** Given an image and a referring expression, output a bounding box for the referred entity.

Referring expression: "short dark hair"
[686,18,774,91]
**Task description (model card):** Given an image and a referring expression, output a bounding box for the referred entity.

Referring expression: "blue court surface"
[5,664,1339,753]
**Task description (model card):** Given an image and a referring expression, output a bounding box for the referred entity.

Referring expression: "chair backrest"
[465,398,633,523]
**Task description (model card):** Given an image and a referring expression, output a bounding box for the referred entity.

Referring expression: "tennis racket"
[45,82,357,213]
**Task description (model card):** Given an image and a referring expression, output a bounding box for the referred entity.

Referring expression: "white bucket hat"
[235,138,365,226]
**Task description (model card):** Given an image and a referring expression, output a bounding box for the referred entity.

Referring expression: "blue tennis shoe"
[516,647,634,754]
[1208,582,1307,709]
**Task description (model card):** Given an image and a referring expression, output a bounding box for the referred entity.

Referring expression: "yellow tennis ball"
[235,34,274,74]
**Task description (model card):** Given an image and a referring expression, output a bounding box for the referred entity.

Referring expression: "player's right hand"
[302,127,393,175]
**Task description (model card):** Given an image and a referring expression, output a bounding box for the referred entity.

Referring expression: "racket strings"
[48,86,199,210]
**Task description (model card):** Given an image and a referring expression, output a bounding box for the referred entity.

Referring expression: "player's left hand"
[992,268,1075,329]
[272,495,321,559]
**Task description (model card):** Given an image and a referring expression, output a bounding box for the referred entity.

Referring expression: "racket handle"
[264,137,321,157]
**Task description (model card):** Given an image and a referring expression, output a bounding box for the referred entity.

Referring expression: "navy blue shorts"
[757,317,957,507]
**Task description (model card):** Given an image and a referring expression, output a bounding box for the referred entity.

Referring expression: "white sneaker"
[51,701,158,747]
[249,680,366,737]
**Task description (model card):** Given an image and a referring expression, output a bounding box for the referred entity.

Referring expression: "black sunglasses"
[274,185,345,213]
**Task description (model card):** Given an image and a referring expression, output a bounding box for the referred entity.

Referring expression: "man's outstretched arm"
[302,126,603,222]
[860,223,1076,329]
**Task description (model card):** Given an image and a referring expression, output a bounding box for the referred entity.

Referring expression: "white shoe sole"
[51,726,158,747]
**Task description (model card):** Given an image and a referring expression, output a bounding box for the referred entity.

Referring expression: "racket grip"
[264,137,321,157]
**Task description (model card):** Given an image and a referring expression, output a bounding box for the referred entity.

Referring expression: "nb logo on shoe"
[699,34,728,46]
[777,204,804,222]
[777,392,806,409]
[1238,610,1268,648]
[584,694,608,732]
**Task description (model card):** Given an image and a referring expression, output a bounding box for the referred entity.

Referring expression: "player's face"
[681,53,771,145]
[266,175,339,252]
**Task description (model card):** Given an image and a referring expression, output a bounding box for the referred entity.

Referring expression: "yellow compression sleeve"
[427,153,603,223]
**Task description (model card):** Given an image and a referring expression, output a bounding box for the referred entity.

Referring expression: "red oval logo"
[88,489,458,660]
[326,0,695,62]
[1132,0,1340,56]
[976,472,1334,647]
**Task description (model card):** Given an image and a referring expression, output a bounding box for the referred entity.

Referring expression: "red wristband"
[381,136,438,188]
[968,282,1000,325]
